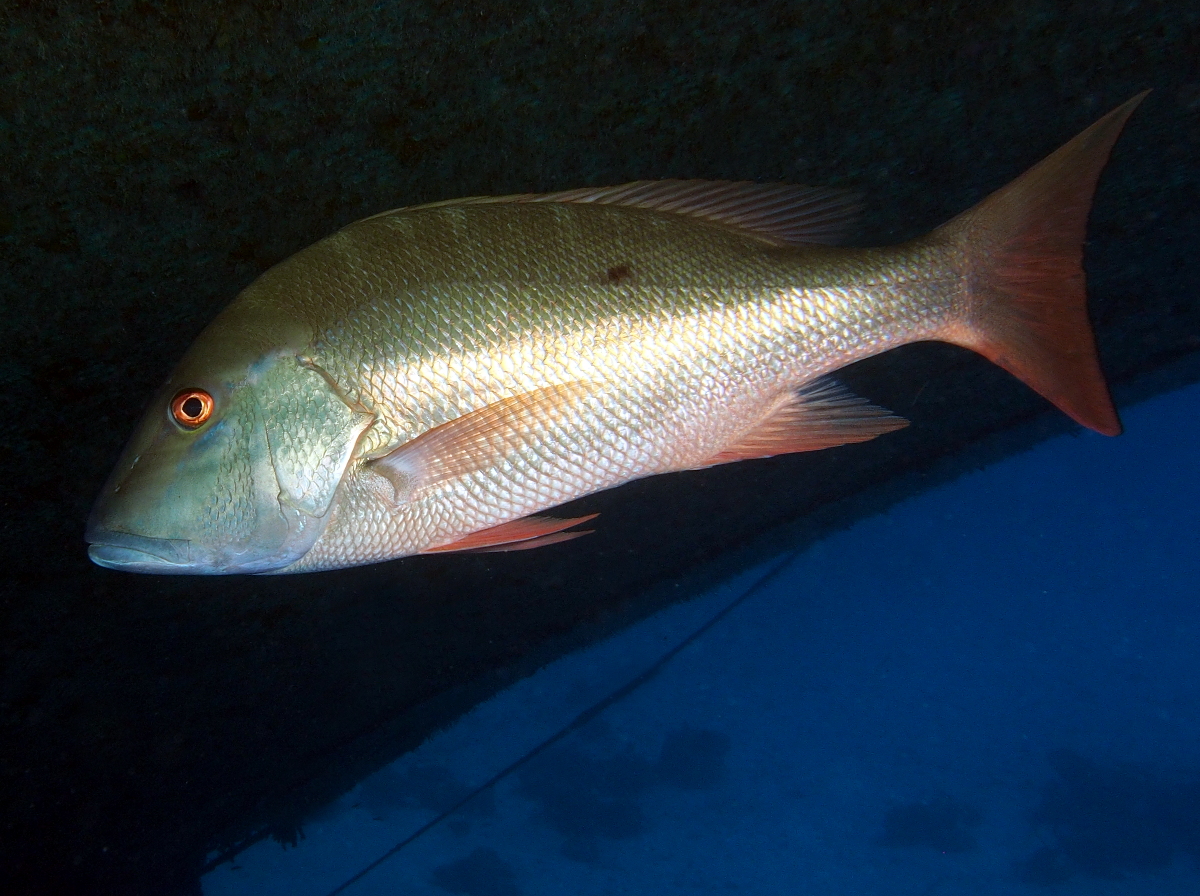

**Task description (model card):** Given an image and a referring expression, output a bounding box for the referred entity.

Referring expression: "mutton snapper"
[87,94,1145,574]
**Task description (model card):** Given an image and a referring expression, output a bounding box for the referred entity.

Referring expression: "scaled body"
[86,96,1144,574]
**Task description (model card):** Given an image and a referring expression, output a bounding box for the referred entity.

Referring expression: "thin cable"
[322,549,801,896]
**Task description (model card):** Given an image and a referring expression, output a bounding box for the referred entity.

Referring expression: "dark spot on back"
[604,264,633,284]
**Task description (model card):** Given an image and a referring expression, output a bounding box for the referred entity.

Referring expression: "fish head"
[87,298,371,574]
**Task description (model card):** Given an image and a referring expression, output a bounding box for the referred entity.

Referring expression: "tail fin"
[934,92,1147,436]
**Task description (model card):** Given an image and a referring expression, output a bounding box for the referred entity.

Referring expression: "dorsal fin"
[360,180,863,246]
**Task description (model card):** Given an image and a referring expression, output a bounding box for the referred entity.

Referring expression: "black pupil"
[181,396,204,419]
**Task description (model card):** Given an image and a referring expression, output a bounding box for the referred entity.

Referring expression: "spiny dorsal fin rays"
[529,181,863,246]
[696,376,908,468]
[357,180,863,247]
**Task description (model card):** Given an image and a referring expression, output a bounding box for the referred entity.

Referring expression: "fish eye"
[170,389,215,429]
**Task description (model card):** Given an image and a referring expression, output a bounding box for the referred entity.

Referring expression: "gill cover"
[258,356,372,519]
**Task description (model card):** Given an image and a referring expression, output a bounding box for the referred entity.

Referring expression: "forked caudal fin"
[933,92,1147,437]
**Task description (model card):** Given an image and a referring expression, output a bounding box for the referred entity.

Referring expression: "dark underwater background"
[1,1,1197,894]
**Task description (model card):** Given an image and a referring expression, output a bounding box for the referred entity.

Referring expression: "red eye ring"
[170,389,214,428]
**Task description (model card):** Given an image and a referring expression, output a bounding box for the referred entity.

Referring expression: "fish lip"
[86,530,194,572]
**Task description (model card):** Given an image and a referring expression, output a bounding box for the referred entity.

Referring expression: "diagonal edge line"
[322,548,803,896]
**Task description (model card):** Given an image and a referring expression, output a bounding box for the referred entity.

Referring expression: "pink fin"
[422,514,599,554]
[529,181,863,246]
[699,378,907,467]
[373,181,862,246]
[367,383,601,502]
[463,530,595,553]
[933,92,1147,437]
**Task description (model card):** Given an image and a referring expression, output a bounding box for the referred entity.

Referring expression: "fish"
[86,93,1145,574]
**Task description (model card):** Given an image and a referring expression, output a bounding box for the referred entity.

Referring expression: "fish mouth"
[86,530,196,573]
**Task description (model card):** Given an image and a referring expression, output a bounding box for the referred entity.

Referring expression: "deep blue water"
[203,382,1200,895]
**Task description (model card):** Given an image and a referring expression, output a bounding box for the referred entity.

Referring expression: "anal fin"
[699,377,907,467]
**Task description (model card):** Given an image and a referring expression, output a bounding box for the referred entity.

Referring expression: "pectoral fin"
[697,377,907,467]
[367,382,604,502]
